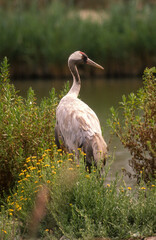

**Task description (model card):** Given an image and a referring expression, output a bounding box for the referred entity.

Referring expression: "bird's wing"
[56,96,102,151]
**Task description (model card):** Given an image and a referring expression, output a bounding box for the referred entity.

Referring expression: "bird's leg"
[55,126,60,149]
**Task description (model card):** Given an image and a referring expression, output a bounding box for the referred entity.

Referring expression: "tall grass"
[0,1,156,76]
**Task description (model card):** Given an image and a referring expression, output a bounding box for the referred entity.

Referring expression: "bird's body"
[55,51,107,170]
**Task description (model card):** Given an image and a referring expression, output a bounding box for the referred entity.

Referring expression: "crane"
[55,51,107,171]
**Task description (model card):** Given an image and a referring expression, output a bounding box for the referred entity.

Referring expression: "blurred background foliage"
[0,0,155,10]
[0,0,156,77]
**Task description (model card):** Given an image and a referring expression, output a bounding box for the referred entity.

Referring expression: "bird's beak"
[87,58,104,70]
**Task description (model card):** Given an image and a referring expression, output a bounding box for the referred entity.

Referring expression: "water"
[12,77,142,185]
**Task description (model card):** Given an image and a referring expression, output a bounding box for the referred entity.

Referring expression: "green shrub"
[1,148,155,239]
[0,57,69,194]
[108,67,156,182]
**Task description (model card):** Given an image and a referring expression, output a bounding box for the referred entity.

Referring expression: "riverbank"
[11,55,152,78]
[1,1,156,78]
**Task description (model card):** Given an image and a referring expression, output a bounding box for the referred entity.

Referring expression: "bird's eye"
[80,52,88,63]
[82,54,87,63]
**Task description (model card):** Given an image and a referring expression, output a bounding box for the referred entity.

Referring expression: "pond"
[12,77,142,186]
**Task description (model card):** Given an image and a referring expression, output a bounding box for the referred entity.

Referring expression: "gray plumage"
[55,51,107,170]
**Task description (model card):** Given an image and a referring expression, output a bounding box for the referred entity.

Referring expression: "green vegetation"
[0,149,156,239]
[108,67,156,183]
[0,60,155,239]
[0,57,68,194]
[0,1,156,76]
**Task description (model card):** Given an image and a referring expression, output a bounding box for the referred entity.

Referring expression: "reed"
[0,1,156,76]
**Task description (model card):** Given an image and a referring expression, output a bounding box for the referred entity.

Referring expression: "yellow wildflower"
[68,158,72,161]
[31,167,36,170]
[19,172,24,176]
[17,207,22,211]
[2,230,7,234]
[85,175,90,178]
[141,187,146,190]
[127,187,132,190]
[45,164,50,167]
[57,149,62,152]
[151,185,155,187]
[69,168,73,170]
[107,184,110,187]
[57,160,63,163]
[45,149,51,152]
[9,209,14,212]
[45,229,49,232]
[47,180,50,184]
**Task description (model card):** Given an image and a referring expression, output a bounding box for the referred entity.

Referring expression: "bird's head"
[68,51,104,70]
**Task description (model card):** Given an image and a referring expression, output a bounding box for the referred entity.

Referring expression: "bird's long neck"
[67,61,81,97]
